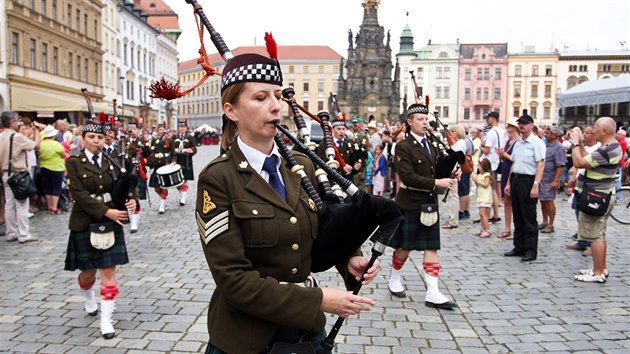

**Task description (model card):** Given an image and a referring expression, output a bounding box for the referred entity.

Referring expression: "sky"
[163,0,630,62]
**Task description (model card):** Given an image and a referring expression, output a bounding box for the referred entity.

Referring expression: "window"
[544,83,552,97]
[29,39,36,68]
[439,51,448,58]
[476,88,481,100]
[622,64,630,72]
[11,32,19,64]
[515,65,522,77]
[317,101,324,111]
[84,14,88,37]
[463,108,470,120]
[545,65,552,76]
[436,67,442,79]
[303,82,309,92]
[52,47,58,74]
[531,83,538,98]
[76,9,80,32]
[303,65,309,74]
[333,65,339,74]
[52,0,56,20]
[417,67,423,79]
[465,68,471,80]
[444,87,450,99]
[67,4,72,28]
[41,43,48,71]
[494,87,501,100]
[602,64,611,72]
[483,88,488,100]
[544,106,551,119]
[84,58,89,83]
[513,106,520,118]
[531,106,537,118]
[436,87,442,99]
[494,68,501,80]
[130,48,134,68]
[442,106,449,118]
[317,81,324,92]
[137,49,140,69]
[569,65,576,72]
[464,88,471,100]
[483,68,489,80]
[477,68,482,80]
[68,53,72,78]
[41,0,46,16]
[434,106,441,117]
[475,107,481,120]
[123,44,127,65]
[514,83,521,98]
[143,54,147,73]
[318,65,324,74]
[532,65,539,76]
[76,55,81,80]
[579,65,588,72]
[94,62,98,85]
[302,100,309,111]
[288,65,294,74]
[444,67,450,79]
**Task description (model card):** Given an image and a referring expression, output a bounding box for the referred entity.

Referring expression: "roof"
[179,45,343,71]
[134,0,180,31]
[557,74,630,108]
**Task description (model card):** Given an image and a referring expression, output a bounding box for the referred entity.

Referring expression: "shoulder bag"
[6,134,37,200]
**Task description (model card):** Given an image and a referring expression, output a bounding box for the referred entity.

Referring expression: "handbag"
[6,134,37,200]
[419,203,439,227]
[89,222,116,250]
[577,179,611,216]
[461,154,474,174]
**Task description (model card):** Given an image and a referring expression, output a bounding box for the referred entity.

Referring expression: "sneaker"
[18,235,39,243]
[5,234,18,242]
[582,247,592,257]
[578,268,609,279]
[490,217,502,224]
[540,225,555,233]
[464,210,470,218]
[574,272,606,283]
[537,223,548,230]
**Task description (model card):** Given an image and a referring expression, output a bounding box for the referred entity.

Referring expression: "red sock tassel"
[392,255,406,270]
[423,262,440,277]
[100,284,119,301]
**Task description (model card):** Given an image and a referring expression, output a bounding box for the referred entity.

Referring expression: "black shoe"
[521,252,537,262]
[490,217,502,224]
[88,310,98,317]
[472,219,481,224]
[571,233,578,240]
[504,248,525,257]
[102,332,115,340]
[130,229,138,234]
[389,288,406,298]
[179,202,185,206]
[425,300,458,310]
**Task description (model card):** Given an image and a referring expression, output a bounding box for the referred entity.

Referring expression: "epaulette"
[201,151,230,174]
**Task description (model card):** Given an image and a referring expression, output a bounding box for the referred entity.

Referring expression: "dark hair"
[479,158,493,180]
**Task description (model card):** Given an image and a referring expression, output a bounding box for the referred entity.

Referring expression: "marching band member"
[387,103,458,310]
[126,125,149,233]
[196,49,379,353]
[147,123,171,214]
[64,120,138,339]
[170,120,197,206]
[315,115,361,177]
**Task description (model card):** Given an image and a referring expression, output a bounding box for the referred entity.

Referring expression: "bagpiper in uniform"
[125,125,149,233]
[316,115,363,178]
[170,120,197,206]
[147,123,172,214]
[387,103,458,310]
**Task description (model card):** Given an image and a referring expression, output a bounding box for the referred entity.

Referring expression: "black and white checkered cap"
[82,120,104,135]
[221,53,282,92]
[407,103,429,116]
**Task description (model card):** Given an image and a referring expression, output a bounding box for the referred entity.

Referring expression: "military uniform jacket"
[394,134,438,210]
[170,133,197,180]
[315,138,353,175]
[146,135,171,168]
[196,143,353,353]
[66,152,120,231]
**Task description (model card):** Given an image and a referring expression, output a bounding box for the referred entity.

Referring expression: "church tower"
[337,0,400,122]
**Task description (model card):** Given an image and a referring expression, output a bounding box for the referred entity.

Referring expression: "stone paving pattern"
[1,145,629,353]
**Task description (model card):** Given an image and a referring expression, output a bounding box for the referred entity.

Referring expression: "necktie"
[337,139,343,149]
[262,155,287,202]
[421,138,432,158]
[92,155,101,169]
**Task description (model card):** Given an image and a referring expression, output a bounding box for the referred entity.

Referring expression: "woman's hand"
[348,256,380,285]
[105,208,129,226]
[320,288,375,318]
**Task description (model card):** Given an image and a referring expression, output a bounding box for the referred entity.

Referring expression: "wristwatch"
[533,181,540,185]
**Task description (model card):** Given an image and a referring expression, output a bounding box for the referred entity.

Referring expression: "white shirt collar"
[410,131,427,144]
[84,149,101,164]
[237,136,282,177]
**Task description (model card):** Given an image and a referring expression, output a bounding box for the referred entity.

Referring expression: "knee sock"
[78,275,96,290]
[392,255,406,270]
[100,283,119,301]
[423,262,440,277]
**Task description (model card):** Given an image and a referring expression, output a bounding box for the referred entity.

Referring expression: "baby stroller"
[57,177,72,212]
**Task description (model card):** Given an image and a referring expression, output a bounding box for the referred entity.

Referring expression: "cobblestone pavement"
[1,144,629,353]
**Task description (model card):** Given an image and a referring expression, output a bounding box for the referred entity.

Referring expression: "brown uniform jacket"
[315,138,353,176]
[196,143,354,353]
[66,152,120,231]
[146,135,171,168]
[394,134,438,210]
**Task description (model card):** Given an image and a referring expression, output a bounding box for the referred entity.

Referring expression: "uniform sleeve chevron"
[196,210,229,245]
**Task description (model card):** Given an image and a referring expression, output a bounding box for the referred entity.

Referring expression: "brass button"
[99,185,103,189]
[291,268,298,274]
[99,175,103,179]
[291,244,299,251]
[83,174,87,178]
[289,217,297,224]
[252,209,258,215]
[221,154,227,158]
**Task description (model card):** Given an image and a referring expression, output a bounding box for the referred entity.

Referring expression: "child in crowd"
[472,158,493,238]
[372,145,387,196]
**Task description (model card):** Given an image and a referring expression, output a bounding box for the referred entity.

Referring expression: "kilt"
[137,179,147,200]
[148,170,160,188]
[388,208,441,251]
[64,225,129,271]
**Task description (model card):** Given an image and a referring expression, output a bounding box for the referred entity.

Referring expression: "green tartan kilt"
[64,225,129,271]
[388,208,441,251]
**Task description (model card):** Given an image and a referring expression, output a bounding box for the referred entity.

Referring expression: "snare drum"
[156,164,185,188]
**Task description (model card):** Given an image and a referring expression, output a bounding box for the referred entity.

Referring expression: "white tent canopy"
[195,124,217,133]
[557,74,630,108]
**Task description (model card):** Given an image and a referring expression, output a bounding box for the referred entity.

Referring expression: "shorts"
[478,202,492,208]
[458,173,470,197]
[577,201,614,242]
[538,181,557,201]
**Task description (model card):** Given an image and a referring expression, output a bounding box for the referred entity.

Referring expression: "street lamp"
[119,76,125,122]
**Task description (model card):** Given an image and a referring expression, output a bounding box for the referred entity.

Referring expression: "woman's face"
[83,132,105,154]
[224,82,283,145]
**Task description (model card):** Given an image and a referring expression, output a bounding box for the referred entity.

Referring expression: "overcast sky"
[163,0,630,62]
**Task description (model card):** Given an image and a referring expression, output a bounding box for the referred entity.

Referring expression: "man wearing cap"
[147,123,172,214]
[479,111,505,224]
[538,126,567,234]
[316,115,361,176]
[170,120,197,206]
[504,114,546,262]
[387,103,458,309]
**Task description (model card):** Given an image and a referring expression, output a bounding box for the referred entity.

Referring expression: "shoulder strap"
[8,133,15,176]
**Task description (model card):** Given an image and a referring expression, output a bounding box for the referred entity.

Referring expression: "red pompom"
[99,112,106,124]
[425,95,430,106]
[264,32,278,60]
[149,77,184,101]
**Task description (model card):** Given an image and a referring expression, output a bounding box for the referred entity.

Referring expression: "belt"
[90,192,112,203]
[279,275,317,288]
[399,181,432,193]
[511,173,535,178]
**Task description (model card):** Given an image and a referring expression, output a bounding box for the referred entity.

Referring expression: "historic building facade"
[177,45,342,129]
[336,0,399,122]
[0,0,9,112]
[507,51,558,122]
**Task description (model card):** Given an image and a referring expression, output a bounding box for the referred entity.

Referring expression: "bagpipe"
[165,1,404,351]
[81,89,139,210]
[408,71,464,200]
